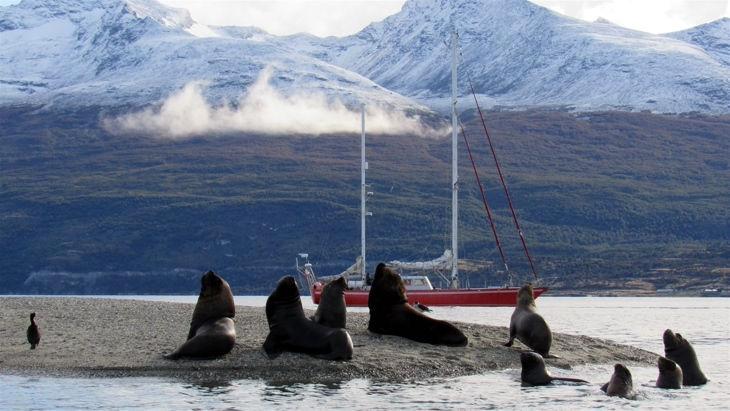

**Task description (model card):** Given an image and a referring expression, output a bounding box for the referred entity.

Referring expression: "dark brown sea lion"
[264,276,353,360]
[601,364,636,399]
[165,271,236,359]
[312,276,347,329]
[367,263,467,347]
[504,283,553,357]
[520,352,588,386]
[656,356,683,389]
[27,312,40,350]
[663,329,708,386]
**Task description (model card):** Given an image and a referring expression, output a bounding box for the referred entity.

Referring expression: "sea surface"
[1,296,728,410]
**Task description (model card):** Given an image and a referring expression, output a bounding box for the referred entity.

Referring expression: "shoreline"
[0,297,657,383]
[2,291,727,298]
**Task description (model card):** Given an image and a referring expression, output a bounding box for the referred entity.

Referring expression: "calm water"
[2,297,728,410]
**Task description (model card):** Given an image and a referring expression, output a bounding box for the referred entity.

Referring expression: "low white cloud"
[103,67,443,138]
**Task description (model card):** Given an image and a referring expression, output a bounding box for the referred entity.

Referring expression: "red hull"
[311,286,547,307]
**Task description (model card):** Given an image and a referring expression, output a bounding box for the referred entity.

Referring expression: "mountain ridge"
[0,0,728,114]
[0,0,431,116]
[299,0,729,113]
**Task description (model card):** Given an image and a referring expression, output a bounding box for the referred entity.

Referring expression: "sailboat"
[297,32,547,307]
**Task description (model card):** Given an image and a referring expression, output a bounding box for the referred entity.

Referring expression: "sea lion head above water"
[601,363,635,399]
[656,356,683,389]
[520,352,588,386]
[663,329,707,386]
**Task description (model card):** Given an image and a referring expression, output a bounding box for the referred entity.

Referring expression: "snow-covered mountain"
[669,17,730,66]
[295,0,730,113]
[0,0,426,112]
[0,0,728,114]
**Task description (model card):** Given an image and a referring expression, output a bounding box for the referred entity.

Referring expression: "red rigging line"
[459,119,511,278]
[465,75,539,281]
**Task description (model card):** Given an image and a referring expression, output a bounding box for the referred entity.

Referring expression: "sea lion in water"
[601,364,635,399]
[520,352,588,386]
[656,356,683,389]
[27,312,40,349]
[663,329,707,386]
[165,271,236,359]
[312,276,347,329]
[264,276,353,360]
[368,263,467,347]
[504,283,553,357]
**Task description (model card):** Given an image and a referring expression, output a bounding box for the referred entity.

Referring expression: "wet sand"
[0,297,657,383]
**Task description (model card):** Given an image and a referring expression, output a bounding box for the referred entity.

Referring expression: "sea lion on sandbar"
[504,283,553,357]
[520,352,588,386]
[656,356,683,389]
[165,271,236,359]
[312,276,347,329]
[663,329,707,386]
[601,364,636,399]
[263,276,353,360]
[27,312,40,350]
[367,263,467,347]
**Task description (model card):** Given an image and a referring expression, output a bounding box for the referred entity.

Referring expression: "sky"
[0,0,728,36]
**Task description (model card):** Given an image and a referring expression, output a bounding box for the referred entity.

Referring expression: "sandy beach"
[0,297,657,383]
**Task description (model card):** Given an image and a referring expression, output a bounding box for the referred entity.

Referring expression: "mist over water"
[102,67,446,139]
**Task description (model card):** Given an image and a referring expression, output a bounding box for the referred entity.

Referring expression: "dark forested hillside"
[1,106,728,294]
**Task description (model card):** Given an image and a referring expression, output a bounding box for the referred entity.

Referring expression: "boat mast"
[361,104,367,279]
[450,30,459,289]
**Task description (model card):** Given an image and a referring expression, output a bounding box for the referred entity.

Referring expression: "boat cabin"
[401,276,434,290]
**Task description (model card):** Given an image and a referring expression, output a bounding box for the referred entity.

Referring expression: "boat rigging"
[297,30,547,306]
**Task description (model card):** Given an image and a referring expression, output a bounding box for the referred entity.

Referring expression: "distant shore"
[0,297,656,383]
[3,289,728,298]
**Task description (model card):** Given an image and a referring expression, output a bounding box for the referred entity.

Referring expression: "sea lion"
[663,329,708,386]
[520,352,588,386]
[27,312,40,349]
[312,276,347,329]
[504,283,553,357]
[656,356,683,389]
[601,364,635,399]
[368,263,467,347]
[263,276,353,360]
[165,271,236,359]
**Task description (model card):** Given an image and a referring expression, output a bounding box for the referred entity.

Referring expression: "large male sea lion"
[504,283,553,357]
[165,271,236,359]
[656,356,683,389]
[520,352,588,386]
[263,276,353,360]
[663,329,707,386]
[601,364,635,399]
[312,276,347,329]
[27,312,40,350]
[368,263,467,347]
